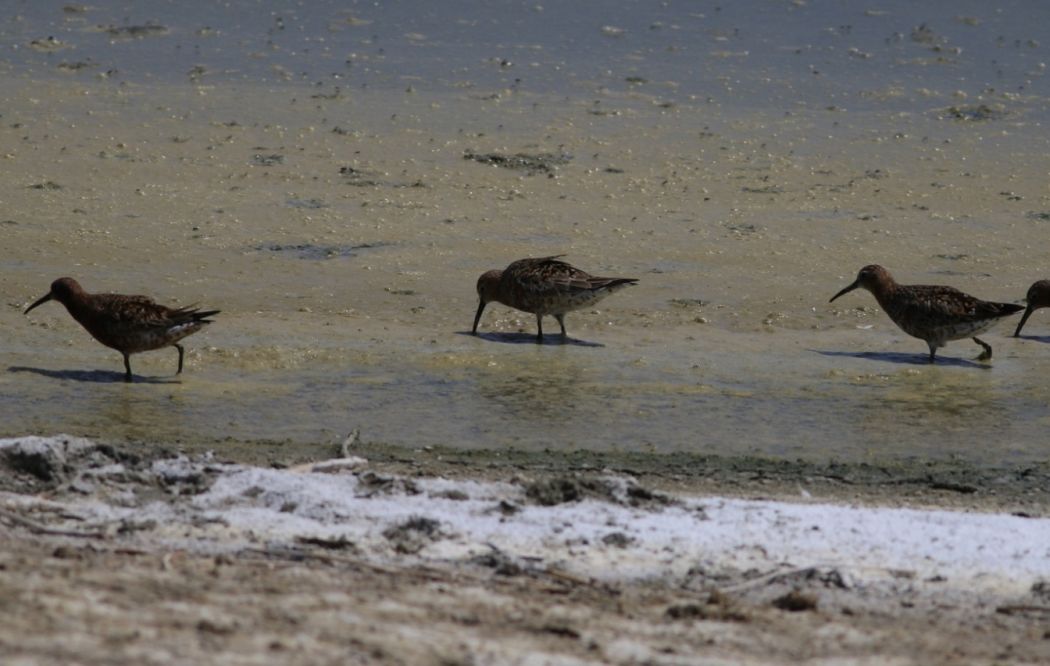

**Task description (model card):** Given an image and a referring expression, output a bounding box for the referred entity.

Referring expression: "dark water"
[6,1,1048,114]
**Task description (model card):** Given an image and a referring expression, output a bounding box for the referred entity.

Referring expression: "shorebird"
[1014,280,1050,337]
[24,277,219,382]
[473,255,638,342]
[829,264,1023,362]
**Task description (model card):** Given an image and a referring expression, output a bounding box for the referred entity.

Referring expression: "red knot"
[473,255,637,343]
[1014,280,1050,337]
[830,264,1023,362]
[25,277,219,382]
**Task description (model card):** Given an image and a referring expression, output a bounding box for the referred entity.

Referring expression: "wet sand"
[3,0,1050,464]
[3,76,1050,464]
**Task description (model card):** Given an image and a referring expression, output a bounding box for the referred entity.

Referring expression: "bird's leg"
[973,337,993,361]
[122,353,133,383]
[926,343,937,363]
[535,314,544,343]
[175,343,185,374]
[554,314,567,338]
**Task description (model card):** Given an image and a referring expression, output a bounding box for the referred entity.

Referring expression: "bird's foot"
[973,337,993,361]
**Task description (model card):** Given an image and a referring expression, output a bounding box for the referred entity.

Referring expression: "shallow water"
[1,1,1049,465]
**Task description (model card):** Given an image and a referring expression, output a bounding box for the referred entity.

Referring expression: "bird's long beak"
[472,300,487,334]
[829,281,859,303]
[1014,305,1035,337]
[24,292,53,315]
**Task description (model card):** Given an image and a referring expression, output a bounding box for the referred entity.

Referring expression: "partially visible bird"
[473,255,637,342]
[24,277,219,382]
[829,264,1023,362]
[1014,280,1050,337]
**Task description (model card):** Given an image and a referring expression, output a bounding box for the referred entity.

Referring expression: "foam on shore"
[2,436,1047,596]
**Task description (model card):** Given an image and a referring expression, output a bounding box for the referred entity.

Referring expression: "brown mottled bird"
[473,255,638,342]
[1014,280,1050,337]
[24,277,219,382]
[830,264,1023,362]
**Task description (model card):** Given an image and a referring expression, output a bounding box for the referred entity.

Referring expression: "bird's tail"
[593,277,639,291]
[193,309,221,322]
[175,306,221,323]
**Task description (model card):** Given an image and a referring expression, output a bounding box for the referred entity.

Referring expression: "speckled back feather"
[498,255,638,315]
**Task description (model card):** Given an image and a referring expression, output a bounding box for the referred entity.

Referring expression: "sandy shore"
[2,435,1049,665]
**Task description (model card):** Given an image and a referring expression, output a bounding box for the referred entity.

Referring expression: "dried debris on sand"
[2,435,1049,664]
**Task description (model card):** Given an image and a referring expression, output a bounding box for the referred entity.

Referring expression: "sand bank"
[2,435,1048,664]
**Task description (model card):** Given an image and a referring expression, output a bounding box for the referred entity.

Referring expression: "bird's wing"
[901,285,1020,321]
[509,256,597,295]
[92,293,189,329]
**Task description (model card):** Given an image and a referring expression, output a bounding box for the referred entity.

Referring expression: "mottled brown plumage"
[1014,280,1050,337]
[473,255,638,342]
[24,277,219,381]
[830,265,1023,362]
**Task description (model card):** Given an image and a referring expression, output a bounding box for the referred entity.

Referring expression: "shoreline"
[36,432,1046,514]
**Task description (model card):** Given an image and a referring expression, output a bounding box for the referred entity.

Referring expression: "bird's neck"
[58,296,96,326]
[868,280,898,310]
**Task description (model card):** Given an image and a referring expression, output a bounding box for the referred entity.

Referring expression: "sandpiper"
[1014,280,1050,337]
[829,264,1023,362]
[473,255,638,342]
[24,277,219,382]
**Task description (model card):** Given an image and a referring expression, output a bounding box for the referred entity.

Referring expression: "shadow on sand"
[8,366,179,384]
[811,350,991,369]
[1014,334,1050,344]
[458,331,604,348]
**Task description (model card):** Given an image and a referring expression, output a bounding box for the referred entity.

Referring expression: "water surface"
[1,1,1049,466]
